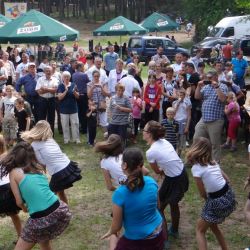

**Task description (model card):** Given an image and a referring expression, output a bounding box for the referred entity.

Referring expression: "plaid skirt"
[49,161,82,192]
[201,186,236,224]
[0,183,21,216]
[21,201,72,243]
[159,168,189,206]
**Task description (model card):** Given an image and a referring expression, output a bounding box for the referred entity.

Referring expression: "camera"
[203,80,211,85]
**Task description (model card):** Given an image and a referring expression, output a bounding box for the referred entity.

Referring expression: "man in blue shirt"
[231,50,248,89]
[194,71,228,162]
[72,63,90,134]
[103,45,119,76]
[16,63,39,122]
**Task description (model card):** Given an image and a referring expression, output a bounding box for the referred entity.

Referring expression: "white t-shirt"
[31,138,70,176]
[120,75,141,98]
[86,65,108,84]
[172,97,191,121]
[100,154,127,186]
[146,139,184,177]
[171,63,183,73]
[16,62,29,78]
[191,163,226,193]
[0,96,17,118]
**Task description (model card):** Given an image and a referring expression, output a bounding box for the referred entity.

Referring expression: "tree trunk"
[59,0,65,19]
[102,0,105,20]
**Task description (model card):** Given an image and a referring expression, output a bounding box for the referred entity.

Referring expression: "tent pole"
[120,35,122,59]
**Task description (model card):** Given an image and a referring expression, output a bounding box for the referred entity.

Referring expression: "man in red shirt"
[222,41,233,62]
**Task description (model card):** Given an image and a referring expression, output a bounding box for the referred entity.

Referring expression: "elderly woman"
[57,71,80,144]
[87,70,109,132]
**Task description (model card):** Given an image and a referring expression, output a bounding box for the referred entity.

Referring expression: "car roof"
[129,36,171,41]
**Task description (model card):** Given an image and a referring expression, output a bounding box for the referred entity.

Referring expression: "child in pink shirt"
[222,91,241,151]
[131,88,142,143]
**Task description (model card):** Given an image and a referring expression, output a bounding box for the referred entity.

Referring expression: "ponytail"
[126,167,144,191]
[123,147,144,192]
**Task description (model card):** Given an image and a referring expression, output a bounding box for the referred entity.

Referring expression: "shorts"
[2,116,17,140]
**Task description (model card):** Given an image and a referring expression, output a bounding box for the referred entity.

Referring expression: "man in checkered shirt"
[193,71,228,162]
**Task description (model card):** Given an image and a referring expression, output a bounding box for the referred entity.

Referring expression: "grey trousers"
[193,119,224,162]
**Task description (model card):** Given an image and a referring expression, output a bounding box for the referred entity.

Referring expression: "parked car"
[191,37,234,61]
[128,36,189,63]
[206,15,250,40]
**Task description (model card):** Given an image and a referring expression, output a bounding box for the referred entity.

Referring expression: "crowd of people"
[0,40,249,250]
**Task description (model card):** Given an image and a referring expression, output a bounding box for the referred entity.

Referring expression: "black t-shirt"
[189,72,201,110]
[87,109,97,127]
[14,108,29,132]
[188,72,200,86]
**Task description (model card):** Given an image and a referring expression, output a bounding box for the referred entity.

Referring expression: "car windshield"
[208,27,224,37]
[129,38,142,48]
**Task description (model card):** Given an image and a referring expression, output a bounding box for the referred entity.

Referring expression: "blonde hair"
[0,135,6,155]
[21,120,53,143]
[115,83,125,91]
[186,137,215,166]
[166,107,175,113]
[227,91,236,101]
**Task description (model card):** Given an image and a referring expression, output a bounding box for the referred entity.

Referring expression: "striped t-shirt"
[161,119,179,149]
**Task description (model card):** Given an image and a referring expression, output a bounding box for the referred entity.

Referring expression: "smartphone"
[203,80,211,85]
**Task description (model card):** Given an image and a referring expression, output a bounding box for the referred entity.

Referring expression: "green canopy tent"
[0,14,11,28]
[140,12,179,34]
[0,9,79,43]
[93,16,147,56]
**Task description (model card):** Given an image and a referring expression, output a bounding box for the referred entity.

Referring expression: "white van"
[207,15,250,39]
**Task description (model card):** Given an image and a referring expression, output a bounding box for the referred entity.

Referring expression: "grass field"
[0,126,249,250]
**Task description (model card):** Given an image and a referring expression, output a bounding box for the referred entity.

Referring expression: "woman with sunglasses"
[143,73,162,123]
[143,121,189,248]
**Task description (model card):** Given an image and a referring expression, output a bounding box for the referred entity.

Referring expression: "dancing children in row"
[101,147,165,250]
[143,121,189,248]
[95,134,149,191]
[21,120,82,204]
[0,135,22,241]
[187,137,236,250]
[0,142,72,250]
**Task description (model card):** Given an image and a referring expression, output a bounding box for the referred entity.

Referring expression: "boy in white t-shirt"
[0,85,17,146]
[172,89,191,156]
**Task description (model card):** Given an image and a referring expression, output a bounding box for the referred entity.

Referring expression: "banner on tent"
[4,2,27,19]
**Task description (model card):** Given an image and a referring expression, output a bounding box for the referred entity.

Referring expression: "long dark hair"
[146,121,166,141]
[123,147,144,192]
[95,134,123,158]
[0,142,43,178]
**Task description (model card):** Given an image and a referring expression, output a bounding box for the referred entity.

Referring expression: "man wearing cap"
[35,66,58,133]
[194,71,228,162]
[16,53,29,81]
[72,62,90,134]
[16,62,39,122]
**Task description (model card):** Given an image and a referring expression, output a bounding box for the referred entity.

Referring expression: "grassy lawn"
[0,126,249,250]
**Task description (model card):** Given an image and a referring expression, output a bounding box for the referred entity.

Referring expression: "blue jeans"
[108,124,127,145]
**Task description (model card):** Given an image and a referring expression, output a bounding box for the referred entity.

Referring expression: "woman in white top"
[21,120,82,204]
[187,137,236,250]
[143,121,189,244]
[0,135,22,240]
[95,134,149,191]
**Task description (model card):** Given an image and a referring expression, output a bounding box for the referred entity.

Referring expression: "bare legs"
[57,190,68,204]
[10,214,22,237]
[15,238,52,250]
[196,218,228,250]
